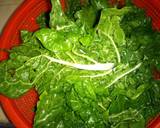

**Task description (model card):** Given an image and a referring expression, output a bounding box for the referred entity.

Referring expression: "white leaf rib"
[43,55,114,71]
[105,63,142,88]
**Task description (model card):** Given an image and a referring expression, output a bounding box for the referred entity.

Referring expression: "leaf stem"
[43,55,114,71]
[66,52,77,63]
[105,63,142,88]
[72,50,98,64]
[102,32,121,63]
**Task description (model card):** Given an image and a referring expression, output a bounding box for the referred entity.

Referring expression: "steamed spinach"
[0,0,160,128]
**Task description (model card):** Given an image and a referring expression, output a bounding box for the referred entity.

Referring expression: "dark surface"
[0,123,14,128]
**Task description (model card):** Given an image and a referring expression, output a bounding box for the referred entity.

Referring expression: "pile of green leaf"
[0,0,160,127]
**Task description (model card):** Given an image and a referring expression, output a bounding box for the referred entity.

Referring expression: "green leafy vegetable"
[36,12,49,28]
[0,0,160,128]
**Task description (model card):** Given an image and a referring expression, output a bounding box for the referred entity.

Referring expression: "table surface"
[0,0,23,126]
[0,0,23,33]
